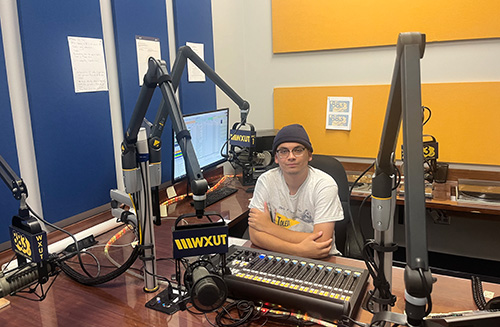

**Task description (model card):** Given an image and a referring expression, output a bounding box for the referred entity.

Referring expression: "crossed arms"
[248,202,334,259]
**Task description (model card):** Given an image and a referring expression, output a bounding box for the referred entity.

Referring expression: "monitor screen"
[173,108,229,182]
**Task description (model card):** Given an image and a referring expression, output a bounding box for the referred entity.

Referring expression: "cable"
[393,165,402,190]
[422,106,431,126]
[159,175,235,218]
[348,162,375,196]
[348,162,399,317]
[340,315,369,327]
[348,161,375,255]
[258,305,338,326]
[58,245,139,286]
[356,193,372,242]
[1,254,18,273]
[46,191,141,286]
[362,239,397,314]
[102,224,148,281]
[27,204,95,278]
[221,123,242,160]
[214,300,344,327]
[139,164,156,283]
[74,251,101,276]
[215,300,261,327]
[472,275,487,310]
[418,267,433,316]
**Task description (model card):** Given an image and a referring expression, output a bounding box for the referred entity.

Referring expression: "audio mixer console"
[222,245,369,322]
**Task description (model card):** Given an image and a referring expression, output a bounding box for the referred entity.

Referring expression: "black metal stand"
[369,32,435,327]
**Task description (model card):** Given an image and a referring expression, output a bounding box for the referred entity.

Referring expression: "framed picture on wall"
[326,96,352,130]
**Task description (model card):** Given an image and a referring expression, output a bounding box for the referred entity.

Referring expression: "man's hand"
[296,231,332,259]
[248,202,274,232]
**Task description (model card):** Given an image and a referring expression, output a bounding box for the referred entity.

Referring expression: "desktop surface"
[0,233,500,326]
[166,174,251,230]
[1,176,500,326]
[1,228,499,327]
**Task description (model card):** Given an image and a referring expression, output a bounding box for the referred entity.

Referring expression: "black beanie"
[272,124,313,154]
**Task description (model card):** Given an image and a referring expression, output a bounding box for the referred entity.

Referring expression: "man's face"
[274,142,312,175]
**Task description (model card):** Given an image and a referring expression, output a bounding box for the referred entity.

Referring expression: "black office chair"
[242,154,361,258]
[309,154,359,257]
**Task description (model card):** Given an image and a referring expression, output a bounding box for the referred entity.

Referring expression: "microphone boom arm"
[0,155,28,216]
[119,47,249,291]
[170,46,249,125]
[370,32,434,327]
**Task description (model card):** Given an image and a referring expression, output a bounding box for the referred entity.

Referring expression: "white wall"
[212,0,500,132]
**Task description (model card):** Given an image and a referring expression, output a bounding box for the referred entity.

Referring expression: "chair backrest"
[309,154,351,255]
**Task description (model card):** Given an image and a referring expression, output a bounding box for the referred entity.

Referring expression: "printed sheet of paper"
[67,36,108,93]
[135,36,161,86]
[326,96,353,130]
[186,42,206,82]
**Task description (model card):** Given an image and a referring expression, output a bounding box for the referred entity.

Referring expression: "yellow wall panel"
[274,82,500,166]
[272,0,500,53]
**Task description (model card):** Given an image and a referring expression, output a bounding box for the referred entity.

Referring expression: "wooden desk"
[160,175,253,237]
[162,175,252,232]
[1,213,500,326]
[344,160,500,216]
[350,189,500,278]
[0,174,499,326]
[351,191,500,217]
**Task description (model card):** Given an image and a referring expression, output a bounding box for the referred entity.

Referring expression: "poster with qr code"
[326,96,353,130]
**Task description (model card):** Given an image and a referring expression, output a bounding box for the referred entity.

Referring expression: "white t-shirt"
[249,166,344,255]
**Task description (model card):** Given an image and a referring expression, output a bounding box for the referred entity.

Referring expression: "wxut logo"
[36,234,46,260]
[423,144,436,158]
[174,234,228,251]
[230,134,251,143]
[274,213,299,229]
[12,230,31,257]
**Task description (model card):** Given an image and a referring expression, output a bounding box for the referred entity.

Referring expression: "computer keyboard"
[190,187,238,207]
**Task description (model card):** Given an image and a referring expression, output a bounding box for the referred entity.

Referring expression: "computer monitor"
[172,108,229,182]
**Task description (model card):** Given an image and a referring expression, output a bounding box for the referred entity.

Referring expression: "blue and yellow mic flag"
[10,225,48,263]
[230,129,256,147]
[172,223,228,259]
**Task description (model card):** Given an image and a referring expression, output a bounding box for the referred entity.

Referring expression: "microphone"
[0,261,56,298]
[189,265,227,312]
[237,150,272,167]
[239,101,250,125]
[230,149,273,168]
[170,214,228,311]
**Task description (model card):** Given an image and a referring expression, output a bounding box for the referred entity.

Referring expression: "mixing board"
[222,245,369,322]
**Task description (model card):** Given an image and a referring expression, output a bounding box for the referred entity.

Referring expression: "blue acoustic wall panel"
[112,0,172,183]
[16,1,115,227]
[0,29,21,244]
[173,0,216,116]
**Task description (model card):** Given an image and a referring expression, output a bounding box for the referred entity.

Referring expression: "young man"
[248,124,344,259]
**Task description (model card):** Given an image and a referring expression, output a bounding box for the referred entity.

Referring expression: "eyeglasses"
[276,146,307,159]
